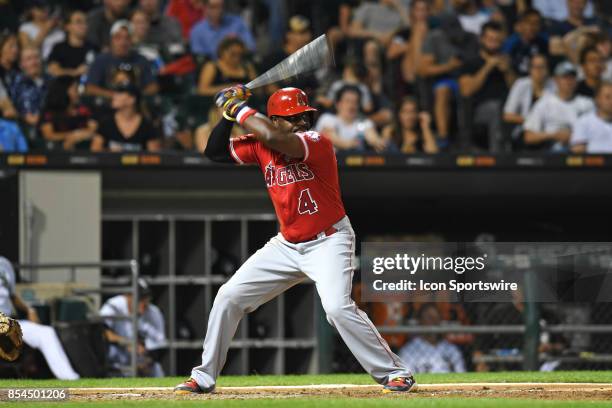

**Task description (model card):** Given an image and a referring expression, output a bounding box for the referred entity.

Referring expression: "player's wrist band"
[236,106,257,125]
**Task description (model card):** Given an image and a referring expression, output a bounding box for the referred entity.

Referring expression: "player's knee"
[215,284,240,308]
[322,301,348,321]
[39,325,56,339]
[215,284,248,312]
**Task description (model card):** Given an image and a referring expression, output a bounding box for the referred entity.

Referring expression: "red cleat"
[383,376,417,393]
[174,378,209,394]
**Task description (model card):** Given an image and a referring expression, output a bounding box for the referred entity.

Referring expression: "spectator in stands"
[571,82,612,152]
[386,0,430,96]
[47,10,96,78]
[549,0,599,57]
[318,59,373,114]
[39,76,97,150]
[551,0,598,37]
[189,0,255,60]
[503,9,549,76]
[451,0,492,36]
[18,0,65,60]
[504,54,554,142]
[87,0,132,50]
[0,256,79,379]
[0,81,17,120]
[0,119,28,152]
[593,32,612,81]
[195,106,244,152]
[419,13,479,146]
[459,22,515,152]
[0,33,20,92]
[382,97,438,154]
[130,9,163,67]
[91,81,161,152]
[398,303,466,373]
[315,85,387,152]
[262,16,318,99]
[9,47,49,127]
[165,0,206,40]
[364,62,393,128]
[197,37,256,96]
[576,46,605,98]
[348,0,408,67]
[320,0,358,54]
[532,0,595,22]
[100,279,167,377]
[138,0,183,54]
[523,61,594,151]
[86,20,159,99]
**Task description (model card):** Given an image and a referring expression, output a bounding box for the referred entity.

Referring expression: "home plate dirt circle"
[66,383,612,401]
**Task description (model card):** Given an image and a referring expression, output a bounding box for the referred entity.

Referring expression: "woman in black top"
[197,37,256,96]
[382,97,438,154]
[40,75,97,150]
[91,82,161,152]
[0,32,20,92]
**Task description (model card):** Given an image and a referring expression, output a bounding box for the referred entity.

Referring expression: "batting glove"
[222,97,257,124]
[214,84,251,109]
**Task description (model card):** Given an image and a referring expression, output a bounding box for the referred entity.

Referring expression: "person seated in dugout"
[399,303,466,373]
[100,278,167,377]
[0,256,79,380]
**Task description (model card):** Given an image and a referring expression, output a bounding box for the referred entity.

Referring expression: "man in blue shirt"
[502,9,549,76]
[86,20,158,99]
[189,0,255,60]
[9,47,49,127]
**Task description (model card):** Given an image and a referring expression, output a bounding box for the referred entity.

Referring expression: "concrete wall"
[19,171,100,286]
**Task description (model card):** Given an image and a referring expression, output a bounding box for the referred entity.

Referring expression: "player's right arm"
[241,114,305,159]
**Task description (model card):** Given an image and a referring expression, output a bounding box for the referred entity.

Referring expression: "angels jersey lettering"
[229,131,346,242]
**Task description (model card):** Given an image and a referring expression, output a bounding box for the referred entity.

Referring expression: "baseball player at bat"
[174,85,416,394]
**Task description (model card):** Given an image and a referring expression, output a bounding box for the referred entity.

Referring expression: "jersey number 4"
[298,188,318,215]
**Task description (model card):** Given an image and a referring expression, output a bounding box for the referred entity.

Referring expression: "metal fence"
[332,300,612,374]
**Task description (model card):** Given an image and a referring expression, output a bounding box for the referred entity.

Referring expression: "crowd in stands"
[1,0,612,154]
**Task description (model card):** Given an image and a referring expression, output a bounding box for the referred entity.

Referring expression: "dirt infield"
[63,383,612,401]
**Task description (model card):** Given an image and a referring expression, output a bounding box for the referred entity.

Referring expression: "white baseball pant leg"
[191,237,306,390]
[18,320,80,380]
[294,216,412,384]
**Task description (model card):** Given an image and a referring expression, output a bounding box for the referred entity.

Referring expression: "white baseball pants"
[191,216,410,390]
[19,320,80,380]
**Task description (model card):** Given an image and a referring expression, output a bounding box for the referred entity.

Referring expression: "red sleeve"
[229,134,260,165]
[295,131,333,166]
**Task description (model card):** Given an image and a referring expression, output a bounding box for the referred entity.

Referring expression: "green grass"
[11,399,612,408]
[1,371,610,388]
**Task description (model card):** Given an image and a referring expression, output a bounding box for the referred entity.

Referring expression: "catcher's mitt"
[0,312,23,362]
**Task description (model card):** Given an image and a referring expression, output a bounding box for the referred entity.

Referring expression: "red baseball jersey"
[229,130,346,243]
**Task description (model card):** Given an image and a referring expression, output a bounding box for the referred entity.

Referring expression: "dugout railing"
[12,260,141,377]
[377,323,612,370]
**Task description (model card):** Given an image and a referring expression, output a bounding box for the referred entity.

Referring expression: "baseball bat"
[245,34,335,90]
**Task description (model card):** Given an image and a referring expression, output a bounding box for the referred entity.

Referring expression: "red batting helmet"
[267,87,317,117]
